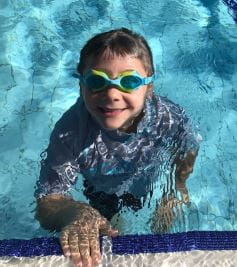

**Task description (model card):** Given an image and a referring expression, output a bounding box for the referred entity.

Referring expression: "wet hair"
[77,28,154,76]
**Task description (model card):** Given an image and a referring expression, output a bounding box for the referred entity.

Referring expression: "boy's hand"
[150,192,188,234]
[150,195,176,234]
[60,203,118,267]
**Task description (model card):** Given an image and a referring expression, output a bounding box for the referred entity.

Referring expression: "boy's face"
[80,54,151,132]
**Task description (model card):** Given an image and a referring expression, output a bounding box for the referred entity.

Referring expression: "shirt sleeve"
[34,129,80,199]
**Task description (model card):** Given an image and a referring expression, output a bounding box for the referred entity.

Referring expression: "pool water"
[0,0,237,240]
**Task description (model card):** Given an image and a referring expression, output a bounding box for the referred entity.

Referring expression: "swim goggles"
[74,69,154,93]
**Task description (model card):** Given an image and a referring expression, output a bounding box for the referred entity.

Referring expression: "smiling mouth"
[98,107,127,116]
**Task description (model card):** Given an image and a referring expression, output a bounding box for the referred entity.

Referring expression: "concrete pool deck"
[0,250,237,266]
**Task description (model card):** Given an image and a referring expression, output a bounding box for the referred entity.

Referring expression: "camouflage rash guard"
[35,94,200,202]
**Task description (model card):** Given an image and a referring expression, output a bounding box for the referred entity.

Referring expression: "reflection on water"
[0,0,236,239]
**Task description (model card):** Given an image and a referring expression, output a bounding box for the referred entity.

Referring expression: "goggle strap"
[73,73,86,84]
[143,76,154,85]
[72,72,80,79]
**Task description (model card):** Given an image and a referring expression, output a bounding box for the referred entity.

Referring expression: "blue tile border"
[112,231,237,254]
[0,231,237,257]
[223,0,237,22]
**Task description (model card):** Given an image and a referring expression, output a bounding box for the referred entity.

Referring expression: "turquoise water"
[0,0,236,239]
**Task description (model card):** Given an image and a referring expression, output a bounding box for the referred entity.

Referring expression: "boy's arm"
[150,149,199,234]
[35,194,82,231]
[174,149,198,202]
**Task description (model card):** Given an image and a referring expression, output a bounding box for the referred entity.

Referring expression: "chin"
[102,125,120,131]
[98,121,122,131]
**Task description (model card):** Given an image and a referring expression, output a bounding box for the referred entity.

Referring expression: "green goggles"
[75,69,154,93]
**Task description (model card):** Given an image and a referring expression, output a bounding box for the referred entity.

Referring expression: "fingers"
[59,208,117,267]
[60,230,83,266]
[68,234,83,267]
[89,235,101,266]
[60,230,71,257]
[151,202,176,234]
[78,234,93,267]
[99,216,119,237]
[60,228,101,267]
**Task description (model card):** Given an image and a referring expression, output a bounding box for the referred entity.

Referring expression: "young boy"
[35,28,200,267]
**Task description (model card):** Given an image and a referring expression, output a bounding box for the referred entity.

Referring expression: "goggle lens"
[86,75,106,91]
[121,75,142,90]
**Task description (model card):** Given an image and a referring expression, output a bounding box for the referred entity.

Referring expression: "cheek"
[81,87,94,105]
[81,89,93,109]
[130,87,148,107]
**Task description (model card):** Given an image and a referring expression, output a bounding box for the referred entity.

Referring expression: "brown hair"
[77,28,154,76]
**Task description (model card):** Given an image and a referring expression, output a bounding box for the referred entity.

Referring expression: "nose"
[101,86,122,102]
